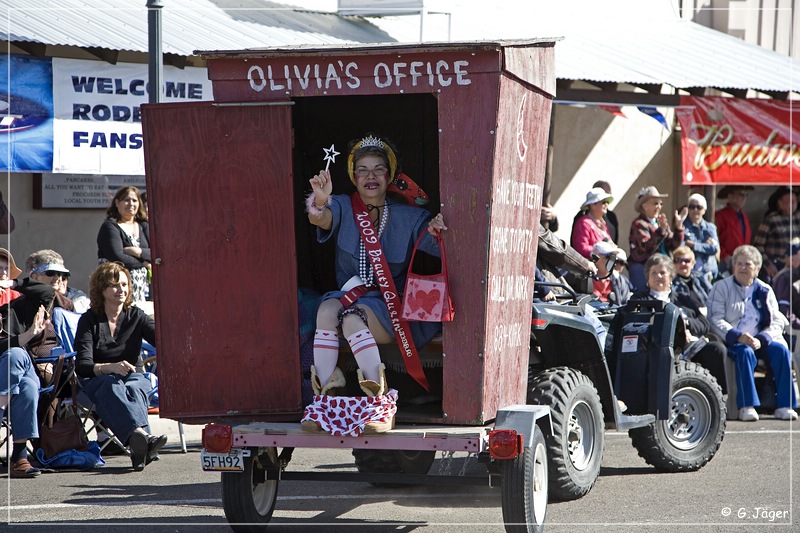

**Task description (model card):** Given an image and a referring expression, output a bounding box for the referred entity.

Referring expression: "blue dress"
[318,194,442,348]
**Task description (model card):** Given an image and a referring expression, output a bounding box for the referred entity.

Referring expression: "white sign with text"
[51,58,213,175]
[40,174,146,209]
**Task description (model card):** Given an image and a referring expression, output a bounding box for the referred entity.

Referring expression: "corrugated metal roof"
[365,0,800,94]
[1,0,797,94]
[0,0,396,55]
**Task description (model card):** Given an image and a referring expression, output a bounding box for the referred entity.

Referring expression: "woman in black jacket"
[75,262,164,471]
[97,186,150,303]
[633,253,727,393]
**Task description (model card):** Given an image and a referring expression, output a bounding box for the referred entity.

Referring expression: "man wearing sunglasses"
[1,250,76,370]
[24,251,89,313]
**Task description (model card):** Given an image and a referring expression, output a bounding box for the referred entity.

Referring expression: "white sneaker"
[739,407,759,421]
[774,408,799,421]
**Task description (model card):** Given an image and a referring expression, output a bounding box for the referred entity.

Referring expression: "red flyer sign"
[676,96,800,185]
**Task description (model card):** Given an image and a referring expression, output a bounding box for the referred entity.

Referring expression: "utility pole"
[147,0,163,104]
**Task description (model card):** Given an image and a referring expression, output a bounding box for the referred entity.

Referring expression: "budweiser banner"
[676,96,800,185]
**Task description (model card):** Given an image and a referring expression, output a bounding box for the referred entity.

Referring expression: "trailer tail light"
[488,429,523,460]
[531,318,547,328]
[203,424,233,453]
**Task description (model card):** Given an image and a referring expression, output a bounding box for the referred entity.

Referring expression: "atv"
[528,283,726,501]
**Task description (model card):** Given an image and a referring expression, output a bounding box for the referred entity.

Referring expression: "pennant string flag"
[637,106,669,130]
[599,105,626,117]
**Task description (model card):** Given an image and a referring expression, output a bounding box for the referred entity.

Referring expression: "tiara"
[359,135,385,149]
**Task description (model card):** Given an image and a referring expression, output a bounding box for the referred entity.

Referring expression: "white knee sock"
[347,328,381,382]
[313,329,340,385]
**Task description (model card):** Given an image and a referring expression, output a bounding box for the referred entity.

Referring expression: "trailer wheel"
[352,449,436,484]
[527,367,604,501]
[222,447,280,532]
[629,361,725,472]
[501,424,548,533]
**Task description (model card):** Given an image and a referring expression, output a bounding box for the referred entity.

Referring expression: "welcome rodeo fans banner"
[1,54,212,174]
[676,95,800,185]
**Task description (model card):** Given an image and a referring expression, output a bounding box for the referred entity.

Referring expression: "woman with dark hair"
[633,254,727,393]
[97,186,151,302]
[75,262,166,470]
[301,134,447,436]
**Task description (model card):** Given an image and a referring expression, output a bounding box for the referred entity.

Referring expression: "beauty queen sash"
[349,193,430,391]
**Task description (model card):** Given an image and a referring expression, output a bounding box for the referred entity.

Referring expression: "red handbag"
[401,232,455,322]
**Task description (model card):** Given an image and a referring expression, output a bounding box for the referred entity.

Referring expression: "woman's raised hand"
[427,213,448,235]
[310,170,333,204]
[673,206,689,229]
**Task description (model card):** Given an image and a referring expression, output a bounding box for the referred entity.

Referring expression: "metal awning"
[1,0,797,103]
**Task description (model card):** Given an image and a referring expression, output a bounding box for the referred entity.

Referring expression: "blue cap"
[787,241,800,257]
[31,262,70,275]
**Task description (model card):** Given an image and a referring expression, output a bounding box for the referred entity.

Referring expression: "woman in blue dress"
[301,135,447,435]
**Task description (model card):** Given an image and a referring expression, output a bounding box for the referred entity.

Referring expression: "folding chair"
[1,347,81,465]
[52,307,187,454]
[50,307,128,456]
[139,341,187,453]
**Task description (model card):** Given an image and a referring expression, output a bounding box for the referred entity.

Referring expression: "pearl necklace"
[359,203,389,287]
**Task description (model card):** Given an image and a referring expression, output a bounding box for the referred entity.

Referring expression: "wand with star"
[323,144,339,172]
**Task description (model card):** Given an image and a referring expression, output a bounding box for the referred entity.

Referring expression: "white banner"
[52,58,213,175]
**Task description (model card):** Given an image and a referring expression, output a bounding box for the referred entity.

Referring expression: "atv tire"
[527,367,604,501]
[629,360,725,472]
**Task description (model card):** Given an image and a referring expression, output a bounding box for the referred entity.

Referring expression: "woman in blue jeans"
[75,262,166,470]
[1,347,41,478]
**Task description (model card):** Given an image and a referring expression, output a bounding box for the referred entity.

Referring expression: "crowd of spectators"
[1,186,163,478]
[539,183,799,422]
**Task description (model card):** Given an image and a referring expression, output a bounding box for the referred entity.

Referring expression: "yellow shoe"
[301,366,347,433]
[358,364,395,434]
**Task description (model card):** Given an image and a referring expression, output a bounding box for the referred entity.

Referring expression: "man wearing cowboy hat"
[715,185,754,273]
[0,248,22,306]
[628,185,687,292]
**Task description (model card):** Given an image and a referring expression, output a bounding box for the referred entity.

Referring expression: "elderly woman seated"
[707,245,798,421]
[75,262,167,470]
[633,253,727,392]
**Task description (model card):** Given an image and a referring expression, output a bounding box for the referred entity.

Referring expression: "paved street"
[2,416,798,532]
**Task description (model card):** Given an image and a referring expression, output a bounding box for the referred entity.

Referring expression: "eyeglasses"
[354,166,388,179]
[673,258,692,265]
[44,270,70,279]
[687,205,704,210]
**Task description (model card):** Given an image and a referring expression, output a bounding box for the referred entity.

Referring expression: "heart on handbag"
[409,288,441,314]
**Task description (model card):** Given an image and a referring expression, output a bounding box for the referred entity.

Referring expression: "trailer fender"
[494,404,552,448]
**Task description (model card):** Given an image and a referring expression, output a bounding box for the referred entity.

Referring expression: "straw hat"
[634,186,669,213]
[0,248,22,279]
[581,187,613,208]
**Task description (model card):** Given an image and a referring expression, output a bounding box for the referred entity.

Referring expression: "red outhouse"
[142,39,556,426]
